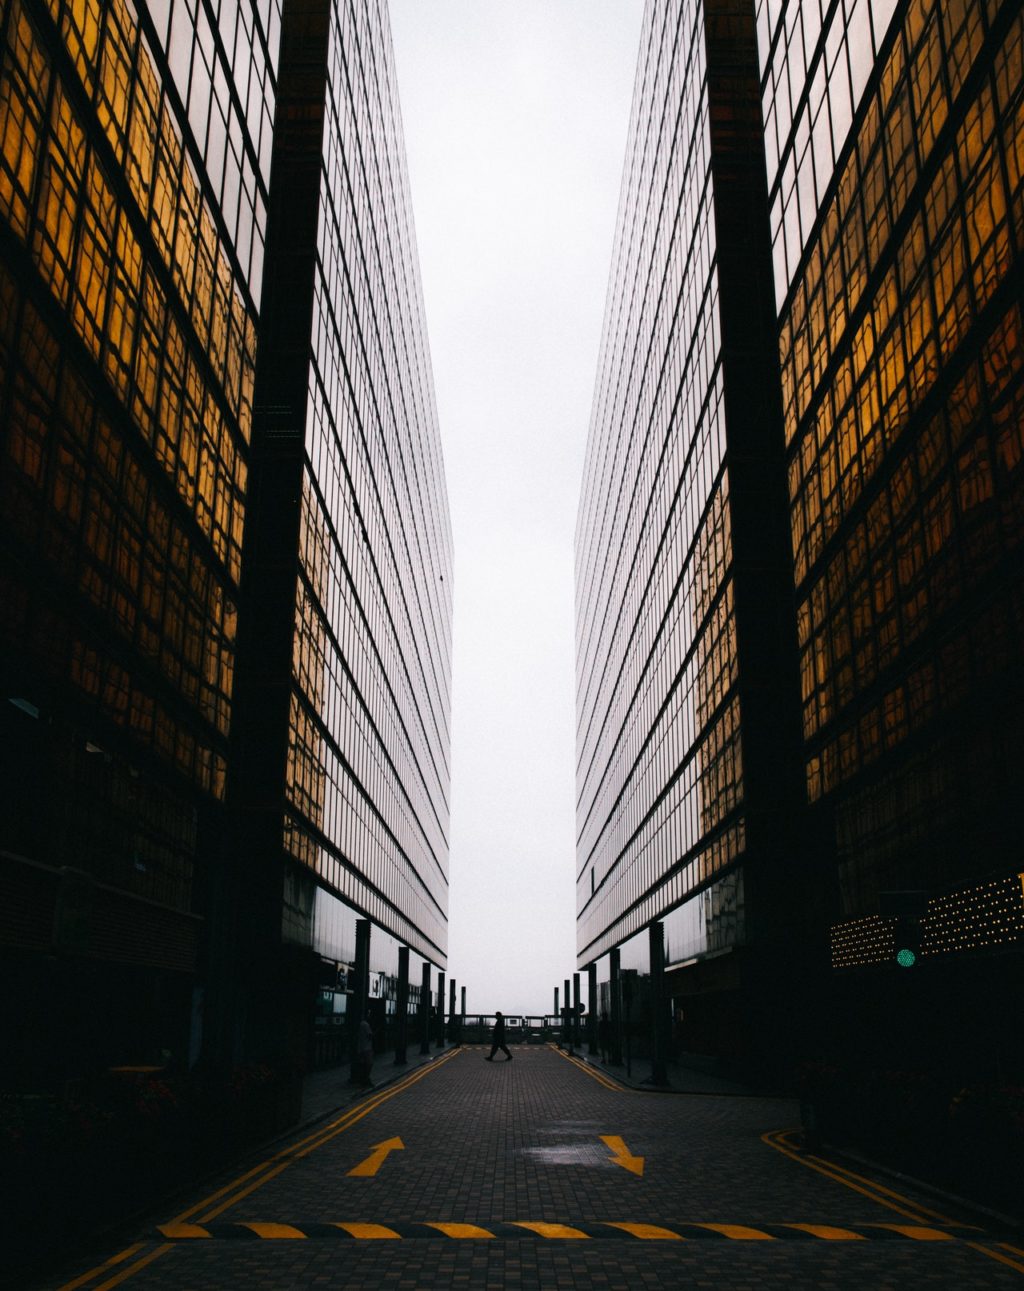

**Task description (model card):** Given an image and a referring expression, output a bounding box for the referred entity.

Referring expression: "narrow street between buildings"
[31,1045,1024,1290]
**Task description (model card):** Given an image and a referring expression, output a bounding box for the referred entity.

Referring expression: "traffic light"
[880,891,927,968]
[894,915,921,968]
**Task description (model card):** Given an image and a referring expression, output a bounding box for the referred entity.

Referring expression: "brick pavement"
[29,1044,1023,1289]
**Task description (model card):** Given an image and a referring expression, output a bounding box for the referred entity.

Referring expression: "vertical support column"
[563,977,571,1050]
[649,921,667,1085]
[460,985,466,1025]
[350,919,371,1083]
[587,962,598,1053]
[572,972,581,1053]
[395,946,409,1066]
[420,962,431,1055]
[436,970,446,1048]
[448,978,457,1046]
[553,986,559,1027]
[609,948,622,1065]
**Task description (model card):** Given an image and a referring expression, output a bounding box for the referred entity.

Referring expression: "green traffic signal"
[896,947,917,968]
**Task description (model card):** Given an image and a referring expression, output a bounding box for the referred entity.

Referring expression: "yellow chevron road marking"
[425,1222,496,1239]
[605,1222,682,1240]
[334,1222,401,1239]
[697,1223,774,1240]
[241,1223,307,1239]
[512,1222,590,1239]
[784,1223,866,1240]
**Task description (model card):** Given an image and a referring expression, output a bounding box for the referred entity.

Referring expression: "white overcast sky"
[389,1,645,1016]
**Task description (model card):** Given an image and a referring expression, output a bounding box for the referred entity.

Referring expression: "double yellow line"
[763,1128,1024,1276]
[57,1049,463,1291]
[553,1044,634,1092]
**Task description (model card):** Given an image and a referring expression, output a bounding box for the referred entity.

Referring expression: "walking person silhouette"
[485,1010,513,1061]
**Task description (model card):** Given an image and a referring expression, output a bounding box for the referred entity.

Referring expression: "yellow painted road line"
[425,1223,496,1239]
[334,1222,401,1239]
[762,1130,934,1222]
[784,1223,866,1240]
[605,1222,683,1240]
[53,1244,146,1291]
[512,1222,590,1239]
[764,1128,1019,1279]
[173,1048,460,1224]
[774,1130,958,1225]
[57,1051,461,1290]
[697,1223,774,1240]
[553,1046,631,1092]
[89,1245,174,1291]
[241,1222,307,1239]
[968,1241,1024,1274]
[874,1224,955,1241]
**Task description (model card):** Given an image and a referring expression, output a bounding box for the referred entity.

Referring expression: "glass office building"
[760,0,1024,1057]
[575,0,807,1060]
[0,0,277,1079]
[223,0,452,1066]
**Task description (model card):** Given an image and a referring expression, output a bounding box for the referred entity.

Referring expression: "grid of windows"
[0,0,276,923]
[575,0,746,967]
[761,0,1023,918]
[279,0,453,967]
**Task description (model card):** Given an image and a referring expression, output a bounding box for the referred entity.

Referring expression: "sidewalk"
[565,1045,764,1097]
[299,1042,454,1124]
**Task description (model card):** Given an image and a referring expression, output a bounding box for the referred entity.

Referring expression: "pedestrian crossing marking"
[153,1221,996,1242]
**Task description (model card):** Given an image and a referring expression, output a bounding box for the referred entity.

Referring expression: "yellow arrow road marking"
[600,1134,644,1176]
[348,1135,405,1177]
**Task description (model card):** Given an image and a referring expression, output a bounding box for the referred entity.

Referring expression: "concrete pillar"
[448,978,457,1045]
[349,919,371,1083]
[436,970,446,1047]
[563,977,571,1049]
[395,945,409,1066]
[649,921,667,1084]
[553,985,559,1020]
[572,972,581,1053]
[587,962,598,1053]
[609,948,622,1065]
[460,985,466,1022]
[420,961,431,1055]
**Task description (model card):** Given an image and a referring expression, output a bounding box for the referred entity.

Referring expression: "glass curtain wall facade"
[575,0,806,1062]
[222,0,452,1068]
[760,0,1024,1062]
[0,0,277,1081]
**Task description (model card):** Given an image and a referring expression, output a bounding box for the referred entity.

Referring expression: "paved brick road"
[32,1045,1023,1289]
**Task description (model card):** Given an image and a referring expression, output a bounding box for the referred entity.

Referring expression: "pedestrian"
[357,1016,374,1086]
[485,1010,513,1062]
[597,1010,610,1063]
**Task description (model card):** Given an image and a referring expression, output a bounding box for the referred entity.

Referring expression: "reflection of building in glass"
[0,0,277,1079]
[222,0,452,1068]
[581,0,1024,1073]
[762,0,1024,1060]
[575,0,806,1065]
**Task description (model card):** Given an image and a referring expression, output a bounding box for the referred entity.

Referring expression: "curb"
[817,1139,1024,1236]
